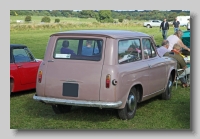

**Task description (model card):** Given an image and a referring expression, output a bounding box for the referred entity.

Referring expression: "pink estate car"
[33,30,177,120]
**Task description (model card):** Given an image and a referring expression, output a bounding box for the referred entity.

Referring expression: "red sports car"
[10,44,42,94]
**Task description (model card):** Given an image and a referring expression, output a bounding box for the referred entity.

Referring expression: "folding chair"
[175,69,190,89]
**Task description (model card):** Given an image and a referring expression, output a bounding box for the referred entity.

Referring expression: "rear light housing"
[106,74,111,88]
[38,70,42,83]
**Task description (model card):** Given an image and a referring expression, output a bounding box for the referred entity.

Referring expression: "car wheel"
[118,87,137,120]
[162,74,173,100]
[52,104,72,114]
[10,80,13,95]
[147,25,151,28]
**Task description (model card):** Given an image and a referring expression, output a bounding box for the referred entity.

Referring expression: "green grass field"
[10,16,98,24]
[10,20,190,130]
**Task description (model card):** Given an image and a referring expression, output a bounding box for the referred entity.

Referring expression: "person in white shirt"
[166,30,190,52]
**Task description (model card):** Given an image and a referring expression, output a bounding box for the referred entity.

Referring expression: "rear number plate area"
[62,83,78,97]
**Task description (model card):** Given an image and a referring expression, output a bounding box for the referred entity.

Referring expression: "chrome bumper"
[33,94,122,108]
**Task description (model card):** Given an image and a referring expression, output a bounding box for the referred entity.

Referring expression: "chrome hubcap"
[168,80,172,88]
[127,95,136,111]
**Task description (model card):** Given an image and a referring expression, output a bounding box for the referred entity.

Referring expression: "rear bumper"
[33,94,122,109]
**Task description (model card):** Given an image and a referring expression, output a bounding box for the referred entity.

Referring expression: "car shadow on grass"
[22,95,163,123]
[10,89,36,97]
[25,102,119,122]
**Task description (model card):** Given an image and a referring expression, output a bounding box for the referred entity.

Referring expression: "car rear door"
[44,36,105,101]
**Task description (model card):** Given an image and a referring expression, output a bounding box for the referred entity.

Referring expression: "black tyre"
[118,87,138,120]
[52,104,72,114]
[162,74,173,100]
[147,25,151,28]
[10,80,13,95]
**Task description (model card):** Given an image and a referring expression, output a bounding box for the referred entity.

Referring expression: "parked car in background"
[143,20,162,28]
[33,30,177,120]
[10,44,42,94]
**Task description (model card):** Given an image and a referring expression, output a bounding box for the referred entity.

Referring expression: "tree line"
[10,10,190,23]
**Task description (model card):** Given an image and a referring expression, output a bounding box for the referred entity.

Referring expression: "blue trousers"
[174,28,179,33]
[162,30,168,40]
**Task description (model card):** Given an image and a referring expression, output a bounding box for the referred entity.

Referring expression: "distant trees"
[95,10,114,23]
[55,18,60,23]
[10,10,190,22]
[41,16,51,23]
[25,16,31,22]
[61,10,73,17]
[50,10,63,17]
[79,10,95,18]
[126,16,132,20]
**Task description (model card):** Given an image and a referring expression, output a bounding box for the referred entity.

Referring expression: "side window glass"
[118,39,142,64]
[25,48,35,61]
[142,38,156,59]
[13,48,31,63]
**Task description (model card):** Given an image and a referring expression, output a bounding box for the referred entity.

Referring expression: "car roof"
[51,30,149,39]
[10,44,27,48]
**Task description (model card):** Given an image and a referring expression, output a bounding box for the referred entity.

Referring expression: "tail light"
[38,70,42,83]
[106,74,111,88]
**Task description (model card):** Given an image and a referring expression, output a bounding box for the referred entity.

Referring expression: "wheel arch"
[125,84,143,105]
[132,84,143,103]
[164,68,176,92]
[170,69,176,83]
[118,83,143,109]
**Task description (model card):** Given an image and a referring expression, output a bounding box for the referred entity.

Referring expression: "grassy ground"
[10,16,98,24]
[10,86,190,129]
[10,23,190,130]
[10,16,147,24]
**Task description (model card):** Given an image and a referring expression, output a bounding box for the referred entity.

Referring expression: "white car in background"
[143,20,162,28]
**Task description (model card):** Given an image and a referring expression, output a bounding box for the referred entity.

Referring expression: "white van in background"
[177,16,190,26]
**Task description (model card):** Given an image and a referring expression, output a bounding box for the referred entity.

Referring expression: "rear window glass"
[53,38,103,61]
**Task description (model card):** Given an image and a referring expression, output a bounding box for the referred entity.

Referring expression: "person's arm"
[167,22,169,30]
[178,40,190,51]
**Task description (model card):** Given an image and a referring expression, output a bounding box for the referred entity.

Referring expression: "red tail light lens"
[106,74,111,88]
[38,70,42,83]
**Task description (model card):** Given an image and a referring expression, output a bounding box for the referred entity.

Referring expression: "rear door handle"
[17,65,22,68]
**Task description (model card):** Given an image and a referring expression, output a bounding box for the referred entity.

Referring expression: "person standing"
[173,17,180,32]
[160,18,169,40]
[187,18,190,30]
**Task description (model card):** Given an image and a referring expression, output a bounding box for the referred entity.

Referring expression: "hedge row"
[10,22,143,31]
